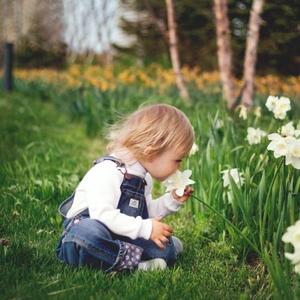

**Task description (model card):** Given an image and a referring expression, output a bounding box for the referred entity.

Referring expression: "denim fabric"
[56,216,127,271]
[118,174,149,219]
[56,156,177,272]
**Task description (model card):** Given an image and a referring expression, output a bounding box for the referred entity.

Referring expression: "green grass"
[0,89,268,299]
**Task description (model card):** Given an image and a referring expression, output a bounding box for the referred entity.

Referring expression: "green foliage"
[2,78,300,298]
[188,99,300,297]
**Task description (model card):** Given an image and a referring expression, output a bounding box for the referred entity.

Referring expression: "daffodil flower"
[282,220,300,274]
[246,127,267,145]
[236,105,248,120]
[221,168,244,188]
[267,134,300,169]
[221,168,244,204]
[189,143,199,156]
[163,169,195,197]
[253,106,262,118]
[265,95,291,120]
[266,95,278,112]
[214,119,224,129]
[280,122,295,137]
[267,133,289,158]
[285,139,300,169]
[280,122,300,138]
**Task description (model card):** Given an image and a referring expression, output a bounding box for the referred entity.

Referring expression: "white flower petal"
[280,122,295,137]
[266,96,278,112]
[268,133,282,141]
[162,169,195,196]
[285,252,300,265]
[221,168,244,188]
[189,143,199,156]
[182,169,192,179]
[291,157,300,170]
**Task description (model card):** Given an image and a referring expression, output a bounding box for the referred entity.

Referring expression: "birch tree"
[63,0,116,63]
[165,0,190,103]
[241,0,265,107]
[213,0,236,109]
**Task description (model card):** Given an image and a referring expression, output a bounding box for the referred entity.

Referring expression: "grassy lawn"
[0,89,268,299]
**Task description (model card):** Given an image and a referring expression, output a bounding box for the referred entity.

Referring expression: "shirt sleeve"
[145,174,184,218]
[80,162,152,240]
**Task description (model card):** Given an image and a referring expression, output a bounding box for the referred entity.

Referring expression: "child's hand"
[150,217,173,249]
[171,185,194,203]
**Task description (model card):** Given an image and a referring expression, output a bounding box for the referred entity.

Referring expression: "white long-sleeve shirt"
[66,158,183,240]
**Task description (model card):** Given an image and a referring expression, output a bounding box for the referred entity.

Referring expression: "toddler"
[56,104,194,272]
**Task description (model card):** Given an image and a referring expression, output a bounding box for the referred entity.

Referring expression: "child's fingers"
[184,186,194,196]
[160,236,169,245]
[154,239,165,249]
[184,185,193,192]
[163,224,173,234]
[163,229,172,237]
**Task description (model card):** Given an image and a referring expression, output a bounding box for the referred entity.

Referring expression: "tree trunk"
[241,0,265,107]
[213,0,236,109]
[165,0,190,103]
[144,0,169,43]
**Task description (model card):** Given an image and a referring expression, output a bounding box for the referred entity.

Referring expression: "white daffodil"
[163,169,195,197]
[272,97,291,120]
[253,106,262,118]
[267,134,300,169]
[279,96,291,111]
[215,119,224,129]
[268,133,282,141]
[189,143,199,156]
[282,220,300,274]
[265,95,291,120]
[296,123,300,138]
[282,220,300,249]
[226,190,234,204]
[267,134,288,158]
[289,140,300,158]
[266,96,278,112]
[247,127,267,145]
[295,263,300,274]
[280,122,295,137]
[273,100,290,120]
[221,168,244,188]
[285,139,300,169]
[286,155,300,170]
[237,105,248,120]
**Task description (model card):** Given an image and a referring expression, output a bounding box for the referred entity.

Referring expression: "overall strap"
[94,155,132,179]
[93,155,125,168]
[58,156,127,219]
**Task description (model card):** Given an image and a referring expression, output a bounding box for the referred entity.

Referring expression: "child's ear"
[142,146,155,159]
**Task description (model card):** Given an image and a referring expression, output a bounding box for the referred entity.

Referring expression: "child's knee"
[140,238,177,264]
[68,218,112,242]
[58,241,79,266]
[57,219,114,269]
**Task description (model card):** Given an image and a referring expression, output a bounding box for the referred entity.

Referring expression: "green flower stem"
[266,118,275,133]
[191,195,260,254]
[261,158,285,249]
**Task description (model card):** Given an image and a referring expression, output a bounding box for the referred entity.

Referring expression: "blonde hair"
[106,104,194,162]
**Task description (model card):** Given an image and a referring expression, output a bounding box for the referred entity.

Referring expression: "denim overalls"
[56,156,177,272]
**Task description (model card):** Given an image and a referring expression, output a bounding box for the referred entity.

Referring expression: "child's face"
[141,148,184,181]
